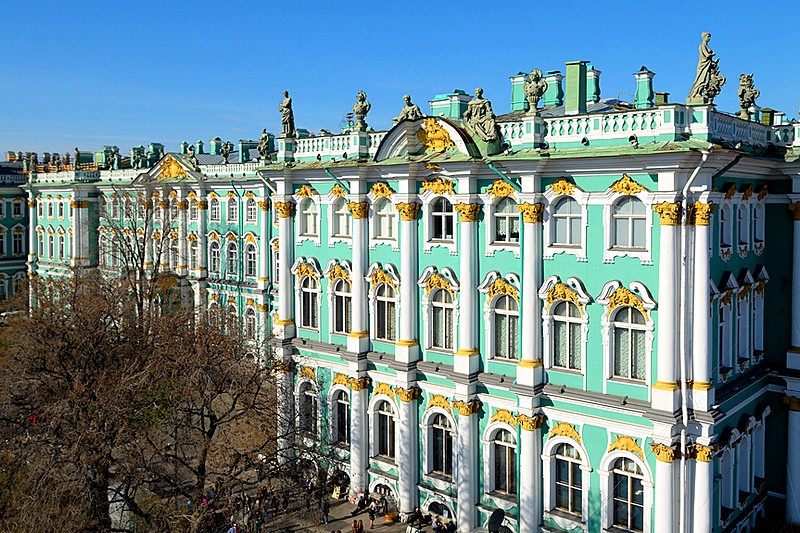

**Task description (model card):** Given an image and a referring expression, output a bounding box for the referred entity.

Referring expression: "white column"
[396,388,419,518]
[692,202,714,409]
[258,198,269,290]
[787,397,800,524]
[73,198,88,267]
[653,202,680,411]
[454,204,481,375]
[517,203,544,388]
[275,200,295,338]
[651,443,677,533]
[197,198,208,277]
[177,198,188,276]
[518,415,544,533]
[455,400,478,533]
[395,202,420,362]
[275,360,295,465]
[790,204,800,369]
[158,199,170,272]
[347,201,369,353]
[349,379,370,495]
[692,444,714,533]
[27,196,37,272]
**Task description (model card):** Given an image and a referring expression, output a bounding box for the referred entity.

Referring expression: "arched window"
[111,198,120,219]
[300,199,318,236]
[210,198,220,221]
[244,308,257,341]
[494,295,519,359]
[208,302,221,328]
[738,205,749,245]
[12,230,23,256]
[430,289,455,351]
[612,307,646,380]
[374,199,395,240]
[245,243,257,277]
[333,390,351,444]
[246,198,257,222]
[753,204,764,246]
[189,200,198,220]
[98,235,106,267]
[375,284,397,341]
[57,234,65,260]
[227,304,238,331]
[720,205,731,247]
[190,240,199,271]
[47,234,54,259]
[493,429,517,495]
[332,198,351,237]
[430,413,454,477]
[300,276,319,329]
[37,234,44,259]
[553,197,581,246]
[227,198,238,223]
[123,200,133,219]
[170,200,178,221]
[494,198,520,244]
[332,279,352,334]
[299,382,318,435]
[553,301,581,370]
[227,242,238,275]
[611,457,645,532]
[737,296,749,363]
[376,400,396,458]
[718,304,730,370]
[170,240,179,270]
[612,197,646,249]
[47,201,54,219]
[554,443,582,515]
[430,198,454,241]
[209,241,220,273]
[57,202,64,219]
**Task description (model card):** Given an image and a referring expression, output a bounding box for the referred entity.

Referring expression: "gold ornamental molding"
[490,409,518,428]
[784,395,800,411]
[394,387,420,402]
[545,283,584,313]
[71,200,90,209]
[452,399,481,416]
[741,184,754,201]
[370,182,394,198]
[159,156,188,179]
[330,184,347,197]
[606,287,648,320]
[417,118,456,152]
[348,201,369,219]
[518,202,544,223]
[273,361,293,374]
[756,184,768,201]
[486,179,516,199]
[608,435,644,459]
[299,366,317,381]
[328,264,351,283]
[350,377,371,391]
[424,272,454,297]
[690,443,715,462]
[516,413,545,431]
[275,201,295,218]
[487,278,519,303]
[687,201,714,226]
[333,373,351,387]
[295,263,318,280]
[650,443,677,463]
[609,174,646,195]
[295,185,317,198]
[548,422,582,444]
[258,200,269,211]
[395,202,421,221]
[454,203,482,222]
[653,202,682,226]
[370,268,397,291]
[789,203,800,221]
[426,394,452,413]
[549,178,576,196]
[373,382,394,397]
[421,176,456,196]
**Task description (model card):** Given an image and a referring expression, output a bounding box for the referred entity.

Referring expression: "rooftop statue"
[74,147,80,167]
[132,148,142,169]
[221,141,233,164]
[257,128,270,161]
[738,73,760,120]
[523,69,548,114]
[352,91,371,132]
[186,145,199,171]
[687,32,726,105]
[394,94,424,123]
[463,87,499,142]
[62,152,70,166]
[279,91,295,137]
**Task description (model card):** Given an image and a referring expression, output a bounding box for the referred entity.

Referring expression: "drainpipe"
[324,168,350,193]
[485,161,521,192]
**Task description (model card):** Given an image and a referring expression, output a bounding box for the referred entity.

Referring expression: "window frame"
[209,240,221,274]
[330,196,352,242]
[245,197,257,223]
[483,196,521,258]
[297,380,319,437]
[603,189,653,265]
[372,198,397,242]
[599,452,653,533]
[543,437,591,529]
[422,410,456,482]
[245,243,257,278]
[429,197,455,243]
[330,388,351,446]
[209,198,220,221]
[429,288,456,352]
[492,197,520,245]
[331,278,352,335]
[298,275,320,330]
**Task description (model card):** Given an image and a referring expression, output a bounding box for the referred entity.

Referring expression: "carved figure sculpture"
[688,32,726,104]
[279,91,295,137]
[63,152,70,166]
[257,128,270,160]
[352,91,371,132]
[523,69,548,113]
[394,94,423,123]
[463,88,499,142]
[186,145,199,171]
[132,149,142,169]
[737,73,760,120]
[220,141,232,164]
[73,147,80,167]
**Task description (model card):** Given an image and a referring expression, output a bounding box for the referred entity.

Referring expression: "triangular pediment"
[134,154,204,184]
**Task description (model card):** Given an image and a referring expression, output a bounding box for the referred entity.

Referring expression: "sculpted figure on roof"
[688,32,726,104]
[186,145,199,171]
[394,94,423,123]
[279,91,295,137]
[257,128,270,161]
[523,69,548,114]
[463,87,499,142]
[737,73,759,120]
[352,91,371,132]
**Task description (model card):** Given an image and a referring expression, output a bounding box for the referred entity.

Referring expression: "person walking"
[322,499,331,525]
[368,501,377,529]
[357,519,365,533]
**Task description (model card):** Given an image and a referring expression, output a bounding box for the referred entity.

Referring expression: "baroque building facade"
[13,56,800,533]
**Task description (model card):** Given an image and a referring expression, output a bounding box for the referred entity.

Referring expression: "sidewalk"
[278,496,421,533]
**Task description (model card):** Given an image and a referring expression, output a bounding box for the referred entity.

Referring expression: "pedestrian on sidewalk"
[322,499,331,524]
[368,501,377,529]
[352,520,358,533]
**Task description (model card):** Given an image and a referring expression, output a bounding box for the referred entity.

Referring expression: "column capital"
[518,202,545,223]
[784,395,800,411]
[790,202,800,221]
[452,399,481,415]
[394,386,420,402]
[686,201,714,226]
[654,202,682,226]
[689,443,715,462]
[348,201,369,219]
[395,202,420,221]
[516,413,546,431]
[350,377,371,391]
[650,442,677,462]
[275,201,296,218]
[258,200,269,211]
[454,203,482,222]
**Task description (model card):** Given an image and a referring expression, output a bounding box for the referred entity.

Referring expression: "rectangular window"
[58,203,64,219]
[47,203,54,218]
[12,202,22,218]
[190,201,199,220]
[13,233,23,256]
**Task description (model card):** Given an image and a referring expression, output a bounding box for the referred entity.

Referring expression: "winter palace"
[8,36,800,533]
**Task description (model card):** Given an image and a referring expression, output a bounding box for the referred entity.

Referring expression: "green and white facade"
[16,60,800,533]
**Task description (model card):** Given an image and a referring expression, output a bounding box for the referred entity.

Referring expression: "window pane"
[632,218,646,247]
[569,216,581,245]
[555,484,569,509]
[554,320,567,367]
[494,444,507,492]
[495,314,508,358]
[569,322,581,369]
[614,218,629,247]
[633,329,646,379]
[556,458,569,482]
[508,315,518,358]
[614,327,630,378]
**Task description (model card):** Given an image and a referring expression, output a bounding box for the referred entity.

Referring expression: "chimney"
[209,137,223,155]
[586,66,601,104]
[565,61,589,115]
[195,140,205,154]
[180,141,189,154]
[429,90,471,120]
[633,67,655,109]
[655,92,669,106]
[509,72,529,113]
[541,71,564,108]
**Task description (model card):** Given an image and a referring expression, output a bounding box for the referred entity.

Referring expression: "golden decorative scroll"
[548,422,582,444]
[416,118,456,152]
[549,178,576,196]
[606,287,648,320]
[395,202,420,221]
[487,278,519,303]
[330,184,347,197]
[607,435,644,459]
[371,182,394,198]
[545,283,584,312]
[518,202,544,223]
[609,174,646,195]
[490,409,517,428]
[421,177,456,196]
[426,394,452,413]
[454,203,482,222]
[486,179,516,199]
[159,156,188,179]
[348,202,369,219]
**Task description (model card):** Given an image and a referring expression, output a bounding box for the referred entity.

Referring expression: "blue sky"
[2,0,797,155]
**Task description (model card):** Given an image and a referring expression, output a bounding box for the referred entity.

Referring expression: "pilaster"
[518,413,545,533]
[651,442,677,533]
[26,196,36,274]
[274,356,295,465]
[454,203,481,375]
[692,443,714,533]
[347,201,369,354]
[396,387,420,519]
[258,198,270,291]
[454,399,480,533]
[349,377,370,495]
[275,200,296,339]
[691,201,715,409]
[196,199,208,278]
[395,202,420,363]
[517,202,544,389]
[177,198,189,277]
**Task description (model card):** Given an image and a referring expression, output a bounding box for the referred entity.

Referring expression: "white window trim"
[596,281,656,394]
[323,259,354,338]
[478,271,521,362]
[368,194,399,250]
[366,262,401,344]
[12,200,24,220]
[736,289,751,371]
[481,421,518,511]
[209,197,221,222]
[245,197,258,224]
[417,266,460,353]
[421,191,458,255]
[718,202,733,261]
[737,202,751,258]
[598,450,653,533]
[541,436,592,530]
[294,377,322,440]
[600,189,654,265]
[295,195,321,247]
[368,393,401,466]
[291,257,323,332]
[327,384,351,446]
[226,197,239,225]
[327,195,352,247]
[480,194,521,258]
[543,188,589,262]
[539,276,591,386]
[420,407,457,490]
[753,202,765,255]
